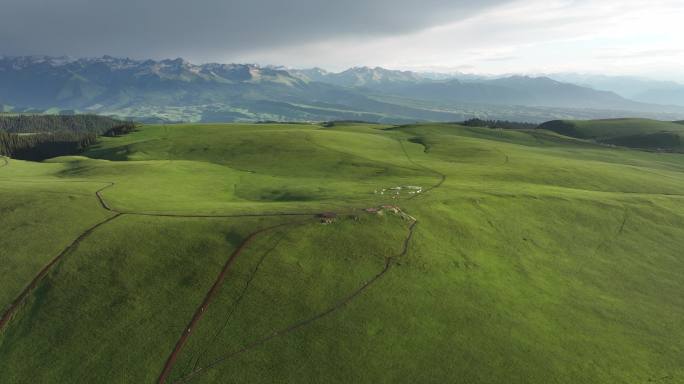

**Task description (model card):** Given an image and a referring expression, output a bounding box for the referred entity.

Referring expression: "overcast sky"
[2,0,683,80]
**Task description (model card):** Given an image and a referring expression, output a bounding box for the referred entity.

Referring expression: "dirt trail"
[188,231,290,373]
[0,213,122,331]
[164,137,440,383]
[127,211,321,219]
[0,178,325,334]
[157,220,311,384]
[172,220,417,384]
[0,181,123,333]
[95,182,337,219]
[95,183,116,212]
[397,139,446,199]
[2,135,443,383]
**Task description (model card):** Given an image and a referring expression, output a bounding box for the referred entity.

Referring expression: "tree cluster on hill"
[321,120,380,127]
[460,118,538,130]
[103,122,136,137]
[536,120,584,138]
[0,115,135,160]
[0,131,97,160]
[0,114,129,135]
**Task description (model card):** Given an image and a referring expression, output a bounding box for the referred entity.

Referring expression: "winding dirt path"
[397,138,446,199]
[0,178,323,335]
[171,220,418,384]
[187,231,290,373]
[0,180,124,333]
[2,135,445,383]
[157,220,311,384]
[0,213,122,331]
[95,183,116,212]
[95,182,337,219]
[163,136,442,383]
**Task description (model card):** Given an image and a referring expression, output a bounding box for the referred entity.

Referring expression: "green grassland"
[0,174,113,311]
[0,121,683,383]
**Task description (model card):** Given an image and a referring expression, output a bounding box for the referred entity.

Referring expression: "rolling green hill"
[1,122,683,383]
[539,118,684,152]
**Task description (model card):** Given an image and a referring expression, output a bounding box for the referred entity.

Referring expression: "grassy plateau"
[0,121,683,383]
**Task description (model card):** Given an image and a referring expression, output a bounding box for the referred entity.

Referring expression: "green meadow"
[1,121,683,383]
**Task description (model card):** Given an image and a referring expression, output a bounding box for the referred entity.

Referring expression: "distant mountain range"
[547,74,684,107]
[2,55,684,123]
[290,66,426,87]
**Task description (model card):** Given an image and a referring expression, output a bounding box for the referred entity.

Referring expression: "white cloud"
[235,0,684,80]
[2,0,682,80]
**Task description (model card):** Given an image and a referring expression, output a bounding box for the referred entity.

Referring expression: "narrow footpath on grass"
[0,179,322,334]
[170,220,418,384]
[398,138,446,198]
[0,136,446,384]
[156,220,311,384]
[165,137,444,383]
[0,213,122,330]
[0,171,323,334]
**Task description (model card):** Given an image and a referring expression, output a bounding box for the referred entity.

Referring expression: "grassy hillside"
[1,122,683,383]
[539,118,684,152]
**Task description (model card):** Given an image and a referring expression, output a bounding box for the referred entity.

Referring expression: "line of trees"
[461,118,538,130]
[0,114,131,134]
[0,114,136,160]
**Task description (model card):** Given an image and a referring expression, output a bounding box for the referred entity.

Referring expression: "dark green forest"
[0,114,135,160]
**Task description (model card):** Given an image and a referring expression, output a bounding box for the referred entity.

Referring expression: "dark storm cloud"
[0,0,513,60]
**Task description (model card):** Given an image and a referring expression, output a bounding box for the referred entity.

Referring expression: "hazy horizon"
[4,53,684,86]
